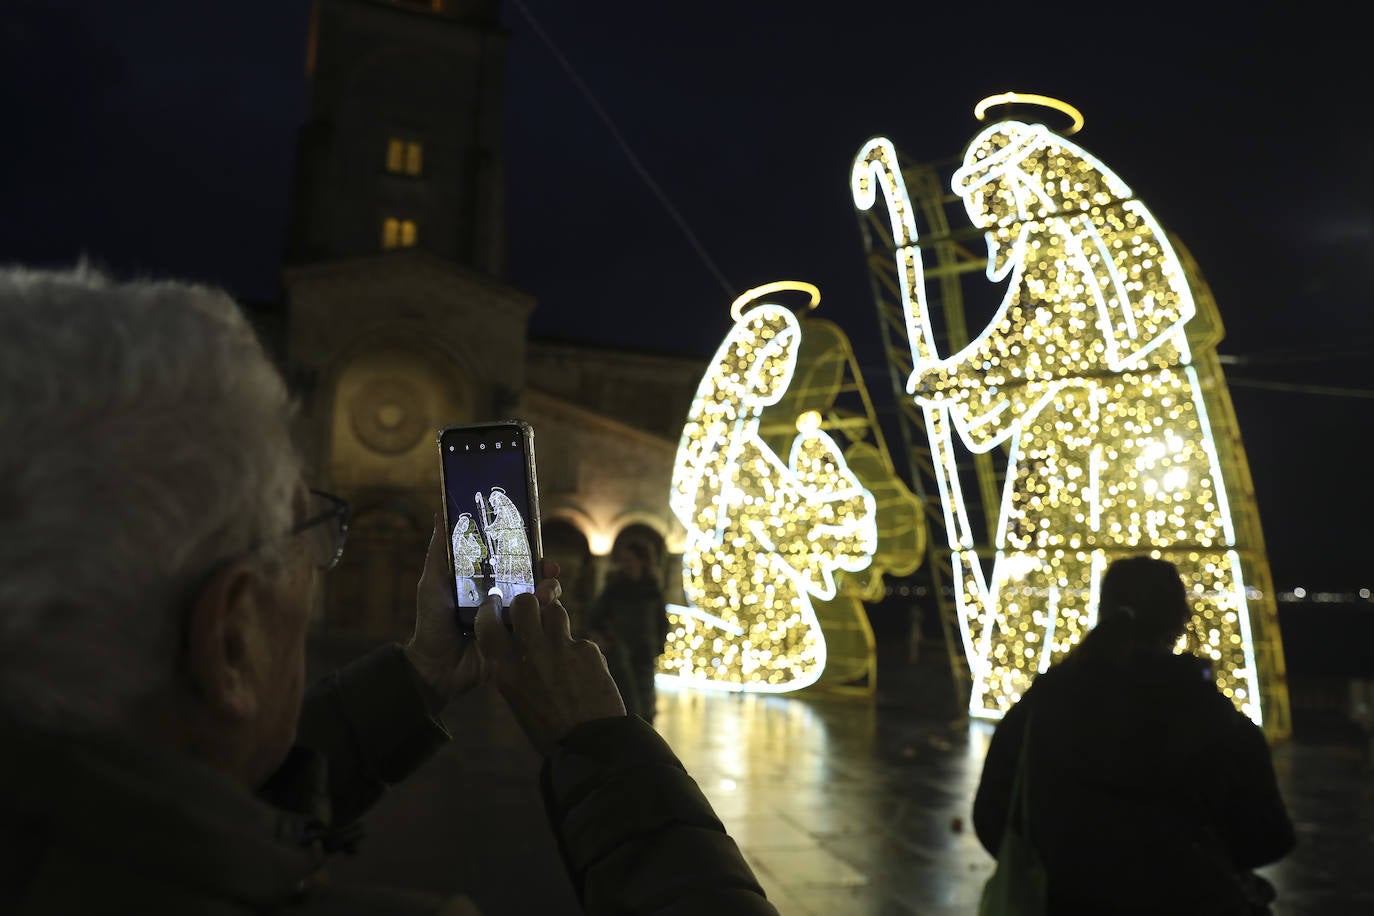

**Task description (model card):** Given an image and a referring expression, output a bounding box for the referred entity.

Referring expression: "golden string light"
[853,118,1274,726]
[974,92,1084,135]
[729,280,821,320]
[660,289,881,692]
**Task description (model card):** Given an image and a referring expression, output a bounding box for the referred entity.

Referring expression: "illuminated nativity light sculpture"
[659,282,924,693]
[851,99,1288,735]
[451,488,533,604]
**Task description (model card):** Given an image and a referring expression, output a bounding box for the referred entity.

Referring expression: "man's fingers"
[473,594,510,659]
[540,558,561,580]
[535,576,562,608]
[419,515,448,589]
[542,599,573,642]
[455,640,486,686]
[506,591,543,642]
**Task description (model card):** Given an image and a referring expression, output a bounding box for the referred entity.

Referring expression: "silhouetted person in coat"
[584,540,670,726]
[973,555,1295,915]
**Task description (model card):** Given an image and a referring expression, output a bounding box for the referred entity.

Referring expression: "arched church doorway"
[319,344,467,639]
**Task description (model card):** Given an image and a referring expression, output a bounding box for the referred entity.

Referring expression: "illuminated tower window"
[385,139,424,176]
[381,217,418,250]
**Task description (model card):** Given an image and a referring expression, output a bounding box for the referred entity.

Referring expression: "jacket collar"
[0,715,328,906]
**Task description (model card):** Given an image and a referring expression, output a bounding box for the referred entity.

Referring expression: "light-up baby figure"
[900,120,1261,722]
[663,299,879,691]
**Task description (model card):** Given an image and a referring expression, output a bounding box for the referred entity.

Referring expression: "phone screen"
[439,422,542,631]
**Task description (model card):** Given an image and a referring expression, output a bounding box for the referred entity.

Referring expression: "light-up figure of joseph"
[906,119,1261,721]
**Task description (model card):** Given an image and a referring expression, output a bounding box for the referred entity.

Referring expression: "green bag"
[978,719,1048,916]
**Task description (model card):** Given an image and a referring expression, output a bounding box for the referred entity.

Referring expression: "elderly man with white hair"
[0,266,777,916]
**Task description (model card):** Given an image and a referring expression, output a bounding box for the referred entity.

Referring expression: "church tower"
[284,0,534,639]
[287,0,507,274]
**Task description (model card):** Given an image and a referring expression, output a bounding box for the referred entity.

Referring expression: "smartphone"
[437,420,543,635]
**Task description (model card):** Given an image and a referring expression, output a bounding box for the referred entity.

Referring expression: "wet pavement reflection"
[312,638,1374,915]
[654,681,1374,915]
[652,683,996,915]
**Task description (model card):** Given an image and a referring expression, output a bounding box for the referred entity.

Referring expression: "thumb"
[473,593,511,664]
[419,514,448,591]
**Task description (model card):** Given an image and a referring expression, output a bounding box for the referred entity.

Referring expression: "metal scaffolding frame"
[852,142,1291,739]
[852,150,1001,715]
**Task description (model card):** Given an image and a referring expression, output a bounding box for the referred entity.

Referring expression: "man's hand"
[475,572,626,756]
[403,515,484,713]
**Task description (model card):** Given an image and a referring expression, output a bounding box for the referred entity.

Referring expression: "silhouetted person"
[0,266,778,915]
[973,555,1295,915]
[584,540,670,725]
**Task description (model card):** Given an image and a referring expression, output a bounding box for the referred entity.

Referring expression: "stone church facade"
[283,0,701,638]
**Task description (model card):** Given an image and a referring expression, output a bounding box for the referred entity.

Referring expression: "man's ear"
[184,561,264,722]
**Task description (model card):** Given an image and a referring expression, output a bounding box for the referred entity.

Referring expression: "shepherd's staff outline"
[852,113,1265,724]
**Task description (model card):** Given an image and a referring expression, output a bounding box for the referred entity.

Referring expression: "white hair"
[0,265,302,726]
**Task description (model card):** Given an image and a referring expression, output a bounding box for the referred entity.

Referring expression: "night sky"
[2,1,1369,592]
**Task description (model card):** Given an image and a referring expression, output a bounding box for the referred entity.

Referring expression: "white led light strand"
[853,120,1269,725]
[660,296,880,692]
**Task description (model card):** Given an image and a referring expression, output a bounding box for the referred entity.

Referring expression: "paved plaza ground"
[309,637,1374,915]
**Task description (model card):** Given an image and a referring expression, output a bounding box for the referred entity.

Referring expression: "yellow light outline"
[852,123,1270,726]
[974,92,1085,136]
[661,298,882,693]
[730,280,821,321]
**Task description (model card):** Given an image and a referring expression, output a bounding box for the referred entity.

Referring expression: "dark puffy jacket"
[973,647,1295,915]
[1,644,777,915]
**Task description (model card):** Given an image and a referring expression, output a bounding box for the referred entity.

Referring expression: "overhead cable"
[509,0,736,298]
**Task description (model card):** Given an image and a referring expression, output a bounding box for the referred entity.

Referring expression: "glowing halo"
[974,92,1084,135]
[729,280,821,321]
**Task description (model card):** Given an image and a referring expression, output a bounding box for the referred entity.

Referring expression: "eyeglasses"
[290,489,350,571]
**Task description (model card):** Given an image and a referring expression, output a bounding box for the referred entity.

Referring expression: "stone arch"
[609,511,669,546]
[540,500,613,554]
[317,331,472,640]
